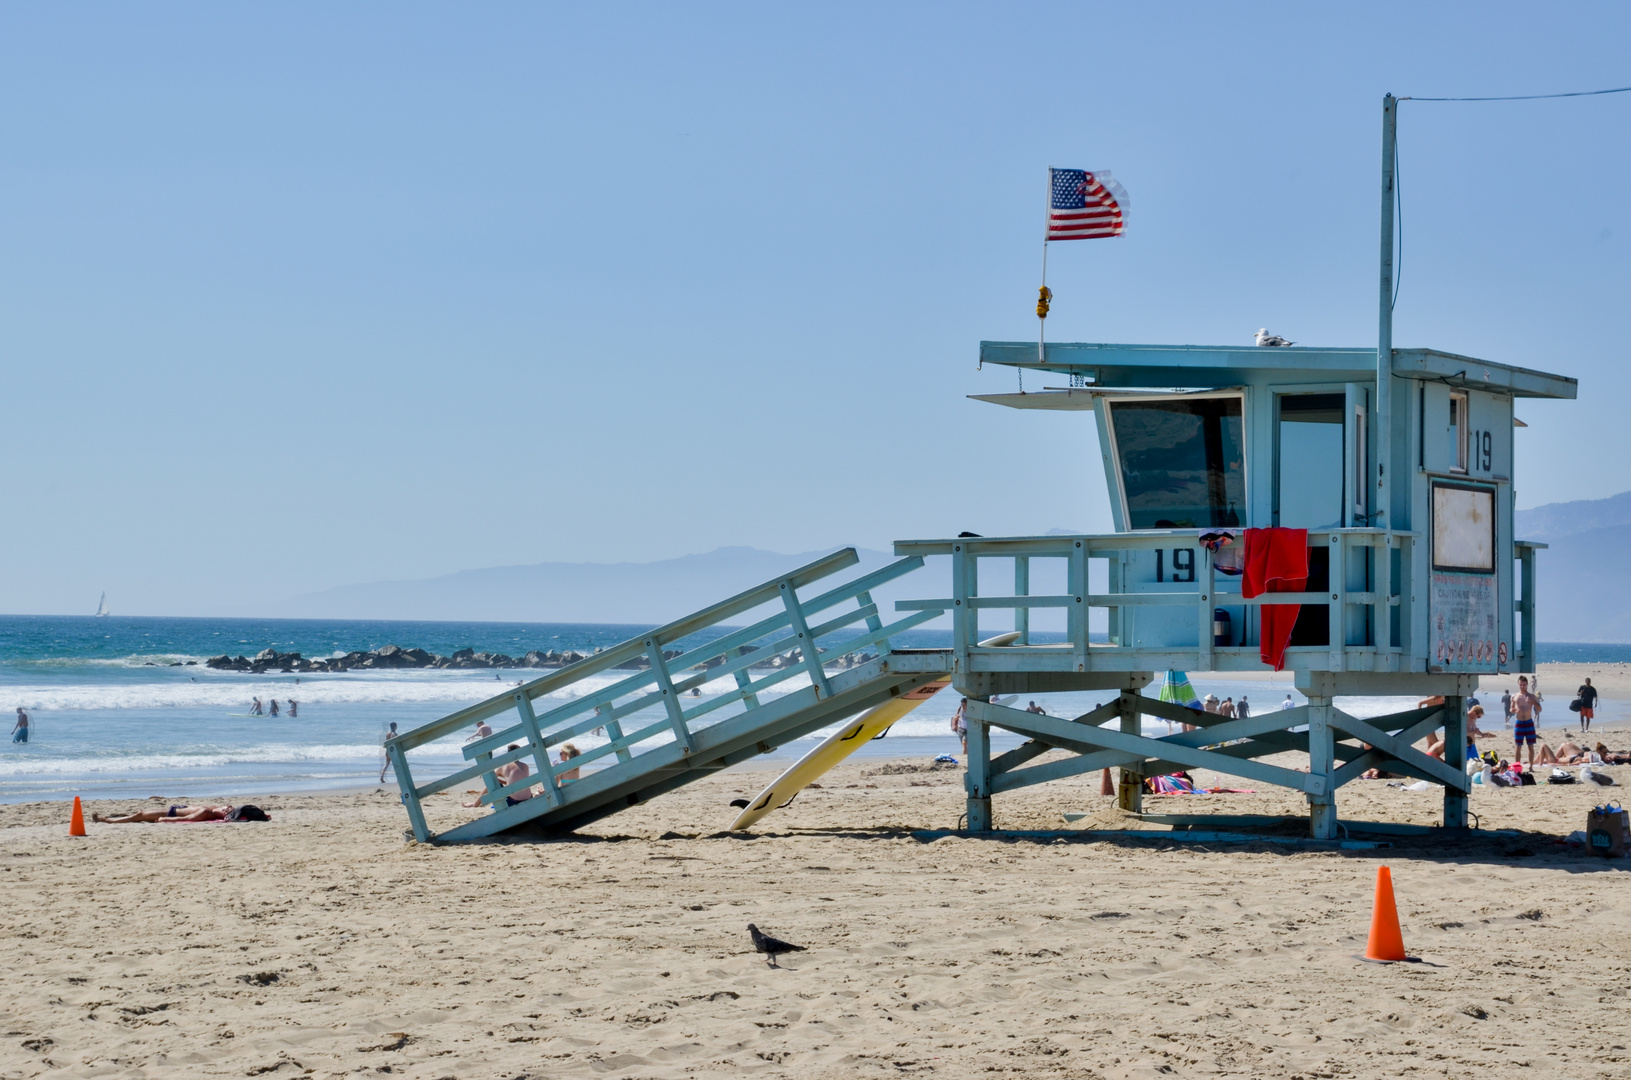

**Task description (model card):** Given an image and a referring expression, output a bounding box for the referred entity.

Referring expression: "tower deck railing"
[893,529,1418,676]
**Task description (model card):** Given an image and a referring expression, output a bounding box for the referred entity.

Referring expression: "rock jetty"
[203,643,876,675]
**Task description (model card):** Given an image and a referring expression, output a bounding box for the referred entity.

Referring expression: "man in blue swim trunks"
[11,708,28,743]
[1512,675,1541,768]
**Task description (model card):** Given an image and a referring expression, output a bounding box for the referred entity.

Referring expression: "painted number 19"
[1154,548,1194,583]
[1468,429,1493,472]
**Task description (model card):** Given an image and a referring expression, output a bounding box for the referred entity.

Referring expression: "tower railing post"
[779,579,834,700]
[1070,539,1088,673]
[1013,556,1030,645]
[645,637,696,754]
[951,542,975,676]
[389,742,431,842]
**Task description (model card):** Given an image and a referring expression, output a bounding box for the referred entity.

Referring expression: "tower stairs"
[386,549,949,843]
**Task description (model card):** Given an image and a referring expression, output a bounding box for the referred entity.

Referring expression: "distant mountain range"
[1514,493,1631,643]
[271,498,1626,642]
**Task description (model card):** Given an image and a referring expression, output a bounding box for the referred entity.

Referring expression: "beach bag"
[1518,771,1537,786]
[1569,697,1583,713]
[225,805,271,822]
[1547,769,1576,785]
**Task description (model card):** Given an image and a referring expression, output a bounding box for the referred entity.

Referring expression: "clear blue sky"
[1,3,1626,616]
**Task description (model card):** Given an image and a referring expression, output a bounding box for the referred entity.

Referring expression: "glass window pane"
[1449,392,1467,470]
[1109,396,1245,529]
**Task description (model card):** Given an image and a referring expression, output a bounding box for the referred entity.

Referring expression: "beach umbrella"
[1159,670,1201,710]
[1158,670,1202,734]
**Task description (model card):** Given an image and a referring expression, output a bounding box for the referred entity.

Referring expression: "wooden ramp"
[386,549,949,843]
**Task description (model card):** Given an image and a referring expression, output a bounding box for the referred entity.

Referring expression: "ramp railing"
[387,548,940,841]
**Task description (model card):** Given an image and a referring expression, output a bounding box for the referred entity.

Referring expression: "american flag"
[1047,168,1128,241]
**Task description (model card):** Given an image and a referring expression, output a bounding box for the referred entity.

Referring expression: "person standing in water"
[250,697,263,715]
[287,700,298,718]
[268,698,279,717]
[11,708,29,744]
[379,722,398,784]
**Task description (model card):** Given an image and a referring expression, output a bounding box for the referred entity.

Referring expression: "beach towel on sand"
[1243,528,1308,671]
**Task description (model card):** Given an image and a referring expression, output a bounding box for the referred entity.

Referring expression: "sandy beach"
[3,704,1629,1080]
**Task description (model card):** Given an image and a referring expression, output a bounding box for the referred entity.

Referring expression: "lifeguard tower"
[903,337,1574,837]
[386,97,1576,843]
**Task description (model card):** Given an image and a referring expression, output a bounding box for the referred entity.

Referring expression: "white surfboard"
[729,631,1022,830]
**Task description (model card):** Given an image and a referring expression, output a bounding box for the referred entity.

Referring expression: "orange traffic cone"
[1361,865,1408,962]
[69,796,87,837]
[1100,768,1114,797]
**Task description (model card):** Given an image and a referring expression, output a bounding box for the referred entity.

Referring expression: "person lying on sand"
[94,805,235,824]
[1539,739,1593,765]
[1594,743,1631,765]
[1355,742,1394,780]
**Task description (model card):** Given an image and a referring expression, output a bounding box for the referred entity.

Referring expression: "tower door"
[1275,393,1346,529]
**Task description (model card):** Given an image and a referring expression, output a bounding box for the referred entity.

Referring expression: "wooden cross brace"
[966,695,1327,796]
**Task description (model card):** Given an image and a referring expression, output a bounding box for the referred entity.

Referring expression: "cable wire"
[1388,82,1629,309]
[1401,85,1631,102]
[1392,135,1402,311]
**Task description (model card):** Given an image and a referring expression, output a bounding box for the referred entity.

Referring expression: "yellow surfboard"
[729,632,1021,830]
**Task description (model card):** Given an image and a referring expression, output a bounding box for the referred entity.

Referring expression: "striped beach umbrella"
[1158,670,1201,711]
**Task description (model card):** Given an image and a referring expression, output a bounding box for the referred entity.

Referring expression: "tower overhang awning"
[976,341,1577,401]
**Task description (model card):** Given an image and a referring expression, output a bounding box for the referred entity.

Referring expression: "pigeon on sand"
[1255,328,1295,347]
[748,924,806,967]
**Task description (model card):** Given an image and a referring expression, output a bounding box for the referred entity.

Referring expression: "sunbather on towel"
[1593,743,1631,765]
[1539,738,1593,765]
[94,805,235,824]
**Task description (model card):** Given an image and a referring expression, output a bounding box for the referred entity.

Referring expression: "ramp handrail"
[387,548,941,840]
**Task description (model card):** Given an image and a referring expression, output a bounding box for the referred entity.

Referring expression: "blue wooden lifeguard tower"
[387,97,1576,842]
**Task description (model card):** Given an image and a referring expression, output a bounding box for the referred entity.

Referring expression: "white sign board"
[1432,482,1494,572]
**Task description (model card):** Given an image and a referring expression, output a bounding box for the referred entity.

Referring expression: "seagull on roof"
[1255,329,1295,347]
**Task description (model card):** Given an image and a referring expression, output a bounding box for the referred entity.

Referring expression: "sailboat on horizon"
[95,592,110,618]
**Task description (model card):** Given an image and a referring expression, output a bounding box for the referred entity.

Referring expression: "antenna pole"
[1375,94,1397,528]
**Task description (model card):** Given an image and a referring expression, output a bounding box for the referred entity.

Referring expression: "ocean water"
[0,615,1617,805]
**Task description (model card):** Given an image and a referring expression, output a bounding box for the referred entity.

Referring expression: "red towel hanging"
[1242,528,1309,671]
